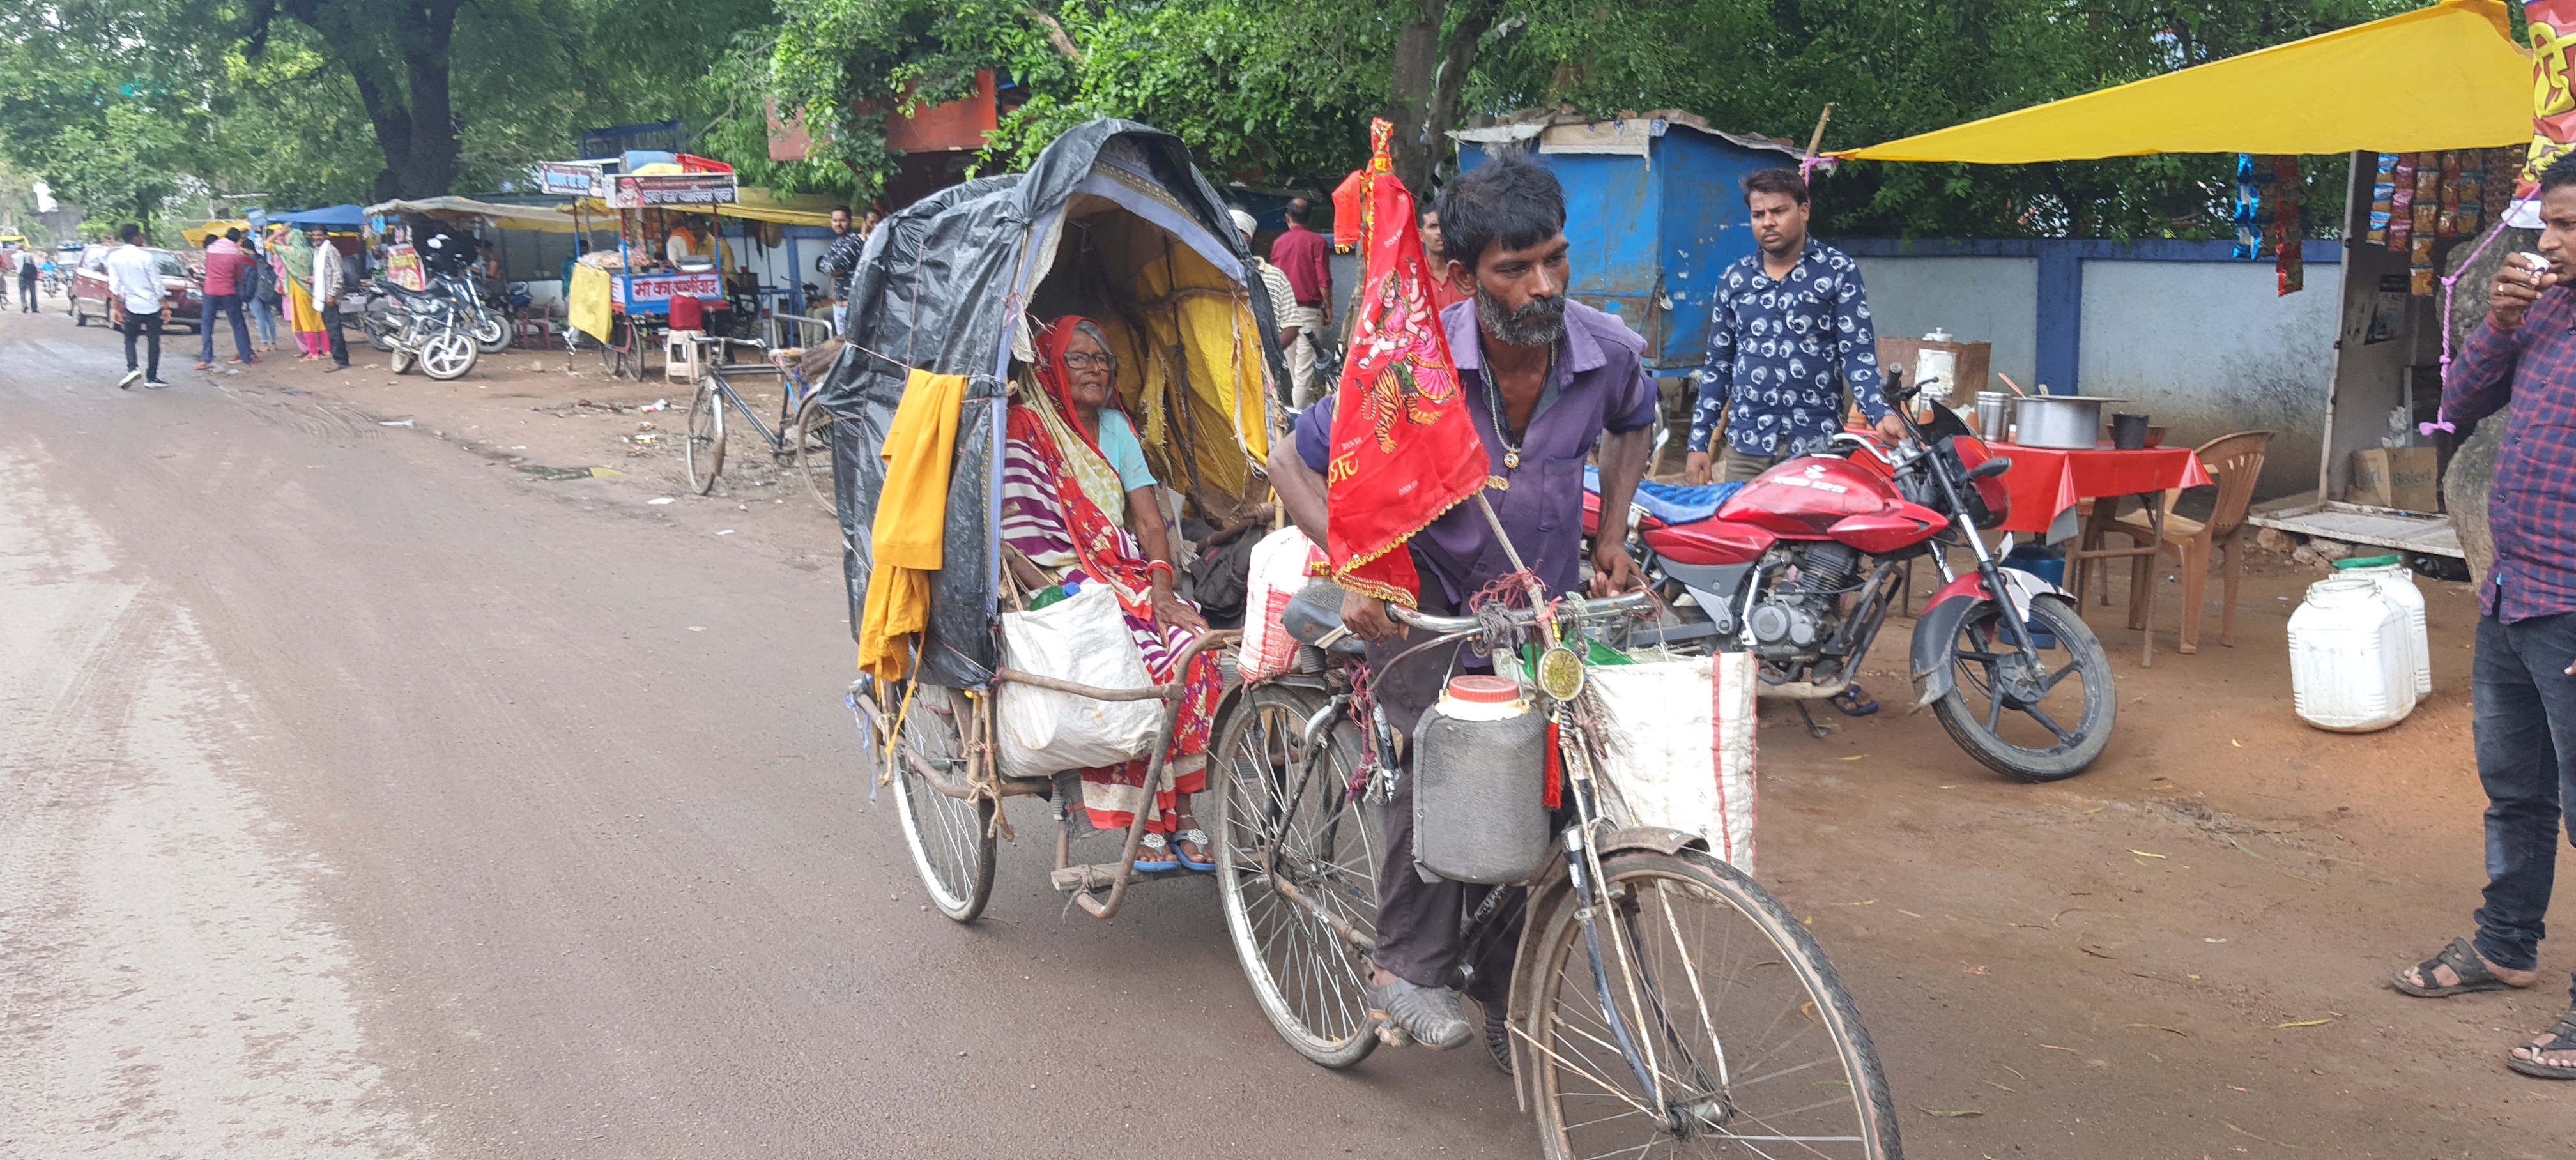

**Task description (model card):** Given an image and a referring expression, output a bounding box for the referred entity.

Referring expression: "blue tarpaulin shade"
[275,204,368,227]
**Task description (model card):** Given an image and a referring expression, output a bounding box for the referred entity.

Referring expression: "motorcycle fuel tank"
[1716,455,1910,538]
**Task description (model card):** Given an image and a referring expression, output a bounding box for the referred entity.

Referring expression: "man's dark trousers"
[17,270,35,312]
[1367,577,1521,1007]
[2471,609,2576,1005]
[120,311,164,380]
[320,305,349,366]
[199,292,254,363]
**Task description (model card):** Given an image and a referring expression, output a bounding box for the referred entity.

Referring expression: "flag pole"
[1472,491,1558,636]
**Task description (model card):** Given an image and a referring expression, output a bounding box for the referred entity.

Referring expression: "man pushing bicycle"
[1269,149,1657,1069]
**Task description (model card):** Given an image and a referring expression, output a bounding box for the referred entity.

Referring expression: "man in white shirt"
[104,224,172,389]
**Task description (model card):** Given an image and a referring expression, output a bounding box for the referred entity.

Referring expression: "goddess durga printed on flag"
[1321,118,1490,605]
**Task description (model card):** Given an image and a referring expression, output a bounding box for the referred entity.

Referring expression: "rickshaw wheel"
[683,382,725,494]
[887,682,997,923]
[792,395,837,516]
[1211,683,1384,1069]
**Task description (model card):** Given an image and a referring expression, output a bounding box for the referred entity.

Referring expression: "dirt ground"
[119,327,2576,1156]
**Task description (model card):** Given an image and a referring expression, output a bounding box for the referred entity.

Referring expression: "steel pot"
[2013,395,2122,449]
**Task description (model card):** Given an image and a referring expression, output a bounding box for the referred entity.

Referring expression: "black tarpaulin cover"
[825,119,1289,691]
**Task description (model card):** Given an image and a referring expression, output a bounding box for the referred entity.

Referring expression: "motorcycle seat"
[383,283,448,306]
[1281,580,1367,654]
[1583,466,1742,525]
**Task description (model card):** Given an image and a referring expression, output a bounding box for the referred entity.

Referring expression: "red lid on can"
[1446,675,1521,704]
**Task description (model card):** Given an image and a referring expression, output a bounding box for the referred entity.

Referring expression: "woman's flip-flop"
[1830,684,1880,717]
[2508,1011,2576,1080]
[1172,828,1215,872]
[2391,936,2524,998]
[1132,832,1179,873]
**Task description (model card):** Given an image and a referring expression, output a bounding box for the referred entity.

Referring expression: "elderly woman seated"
[1001,315,1222,871]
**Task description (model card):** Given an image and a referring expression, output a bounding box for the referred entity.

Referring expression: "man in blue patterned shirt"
[1685,169,1903,484]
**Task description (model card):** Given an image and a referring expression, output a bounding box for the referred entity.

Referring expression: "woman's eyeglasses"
[1061,351,1117,372]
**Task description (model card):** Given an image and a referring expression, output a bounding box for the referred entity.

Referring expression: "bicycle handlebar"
[1386,588,1655,635]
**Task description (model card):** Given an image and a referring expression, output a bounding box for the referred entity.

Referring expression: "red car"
[70,244,204,332]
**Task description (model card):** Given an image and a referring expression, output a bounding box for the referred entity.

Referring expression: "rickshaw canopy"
[825,119,1292,690]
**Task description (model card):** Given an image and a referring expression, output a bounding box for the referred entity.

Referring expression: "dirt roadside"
[118,321,2576,1155]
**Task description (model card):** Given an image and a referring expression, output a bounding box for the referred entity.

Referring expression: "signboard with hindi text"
[606,173,739,209]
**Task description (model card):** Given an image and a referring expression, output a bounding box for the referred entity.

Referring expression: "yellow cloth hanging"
[569,264,613,342]
[857,369,970,682]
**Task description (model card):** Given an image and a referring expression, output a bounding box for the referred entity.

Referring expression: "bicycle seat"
[1281,581,1367,654]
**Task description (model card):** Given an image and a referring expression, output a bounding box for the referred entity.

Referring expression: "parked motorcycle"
[1586,374,2114,782]
[438,268,511,353]
[376,280,481,381]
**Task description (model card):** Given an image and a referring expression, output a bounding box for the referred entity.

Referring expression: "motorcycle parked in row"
[1587,373,2115,782]
[360,268,509,356]
[374,279,482,381]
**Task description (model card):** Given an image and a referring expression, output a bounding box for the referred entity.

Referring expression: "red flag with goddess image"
[1322,119,1490,606]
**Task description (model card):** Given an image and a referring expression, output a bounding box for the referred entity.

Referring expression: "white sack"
[1239,526,1317,682]
[1589,652,1758,874]
[997,583,1163,779]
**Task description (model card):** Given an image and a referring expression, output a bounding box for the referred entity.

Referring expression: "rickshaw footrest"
[1050,862,1196,892]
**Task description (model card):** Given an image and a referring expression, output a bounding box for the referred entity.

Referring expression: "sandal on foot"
[1484,1005,1514,1076]
[2508,1011,2576,1080]
[1830,684,1879,717]
[1132,832,1179,873]
[2391,936,2524,998]
[1172,827,1215,872]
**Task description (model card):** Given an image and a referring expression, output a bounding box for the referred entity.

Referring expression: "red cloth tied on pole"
[1322,119,1490,606]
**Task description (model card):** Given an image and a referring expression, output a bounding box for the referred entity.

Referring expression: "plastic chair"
[2091,431,2275,654]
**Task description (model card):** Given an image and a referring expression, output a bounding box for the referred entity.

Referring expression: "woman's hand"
[1151,588,1208,634]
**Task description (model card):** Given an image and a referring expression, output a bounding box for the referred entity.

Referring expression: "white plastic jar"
[2288,577,2418,732]
[2331,555,2430,697]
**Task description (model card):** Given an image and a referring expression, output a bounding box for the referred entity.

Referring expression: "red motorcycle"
[1588,381,2115,782]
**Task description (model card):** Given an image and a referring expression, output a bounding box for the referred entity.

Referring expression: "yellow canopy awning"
[182,220,254,247]
[1838,0,2530,164]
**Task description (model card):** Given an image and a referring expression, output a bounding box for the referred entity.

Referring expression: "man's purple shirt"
[2448,289,2576,622]
[1296,297,1659,606]
[1270,224,1331,308]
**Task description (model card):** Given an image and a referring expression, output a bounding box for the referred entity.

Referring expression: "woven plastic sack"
[997,583,1163,779]
[1238,526,1321,682]
[1588,652,1759,874]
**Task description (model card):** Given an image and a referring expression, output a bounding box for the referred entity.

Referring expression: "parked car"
[70,244,203,332]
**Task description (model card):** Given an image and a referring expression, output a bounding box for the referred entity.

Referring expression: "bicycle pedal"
[1371,1016,1416,1048]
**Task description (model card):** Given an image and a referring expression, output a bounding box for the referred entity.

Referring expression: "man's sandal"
[2391,937,2524,998]
[2508,1011,2576,1080]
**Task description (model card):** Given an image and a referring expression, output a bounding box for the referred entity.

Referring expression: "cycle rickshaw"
[823,119,1899,1158]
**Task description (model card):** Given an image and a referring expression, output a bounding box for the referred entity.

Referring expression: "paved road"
[0,314,1531,1157]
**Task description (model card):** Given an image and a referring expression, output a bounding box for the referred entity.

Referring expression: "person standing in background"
[16,247,38,311]
[1230,208,1303,387]
[105,223,172,389]
[309,225,351,371]
[1418,206,1470,313]
[195,228,257,369]
[243,234,280,349]
[1269,196,1332,407]
[821,204,868,336]
[1686,168,1901,486]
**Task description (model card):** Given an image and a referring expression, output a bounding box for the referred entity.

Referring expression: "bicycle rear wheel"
[1211,683,1385,1069]
[683,383,725,494]
[1527,848,1899,1159]
[793,395,838,515]
[887,682,997,923]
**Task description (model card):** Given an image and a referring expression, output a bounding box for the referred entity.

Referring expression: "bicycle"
[1211,584,1901,1158]
[680,337,836,511]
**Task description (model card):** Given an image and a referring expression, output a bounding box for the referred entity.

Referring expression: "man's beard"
[1475,285,1567,347]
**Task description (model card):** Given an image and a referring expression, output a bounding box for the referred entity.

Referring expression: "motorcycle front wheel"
[1929,595,2115,782]
[473,312,509,353]
[418,331,479,381]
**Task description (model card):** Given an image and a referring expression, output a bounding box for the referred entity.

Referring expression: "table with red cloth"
[1985,441,2213,544]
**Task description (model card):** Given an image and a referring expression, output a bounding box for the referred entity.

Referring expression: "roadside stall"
[534,153,742,376]
[1835,0,2533,565]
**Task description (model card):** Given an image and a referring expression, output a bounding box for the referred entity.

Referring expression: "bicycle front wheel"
[1527,848,1899,1159]
[683,383,725,494]
[1211,683,1385,1069]
[886,682,997,923]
